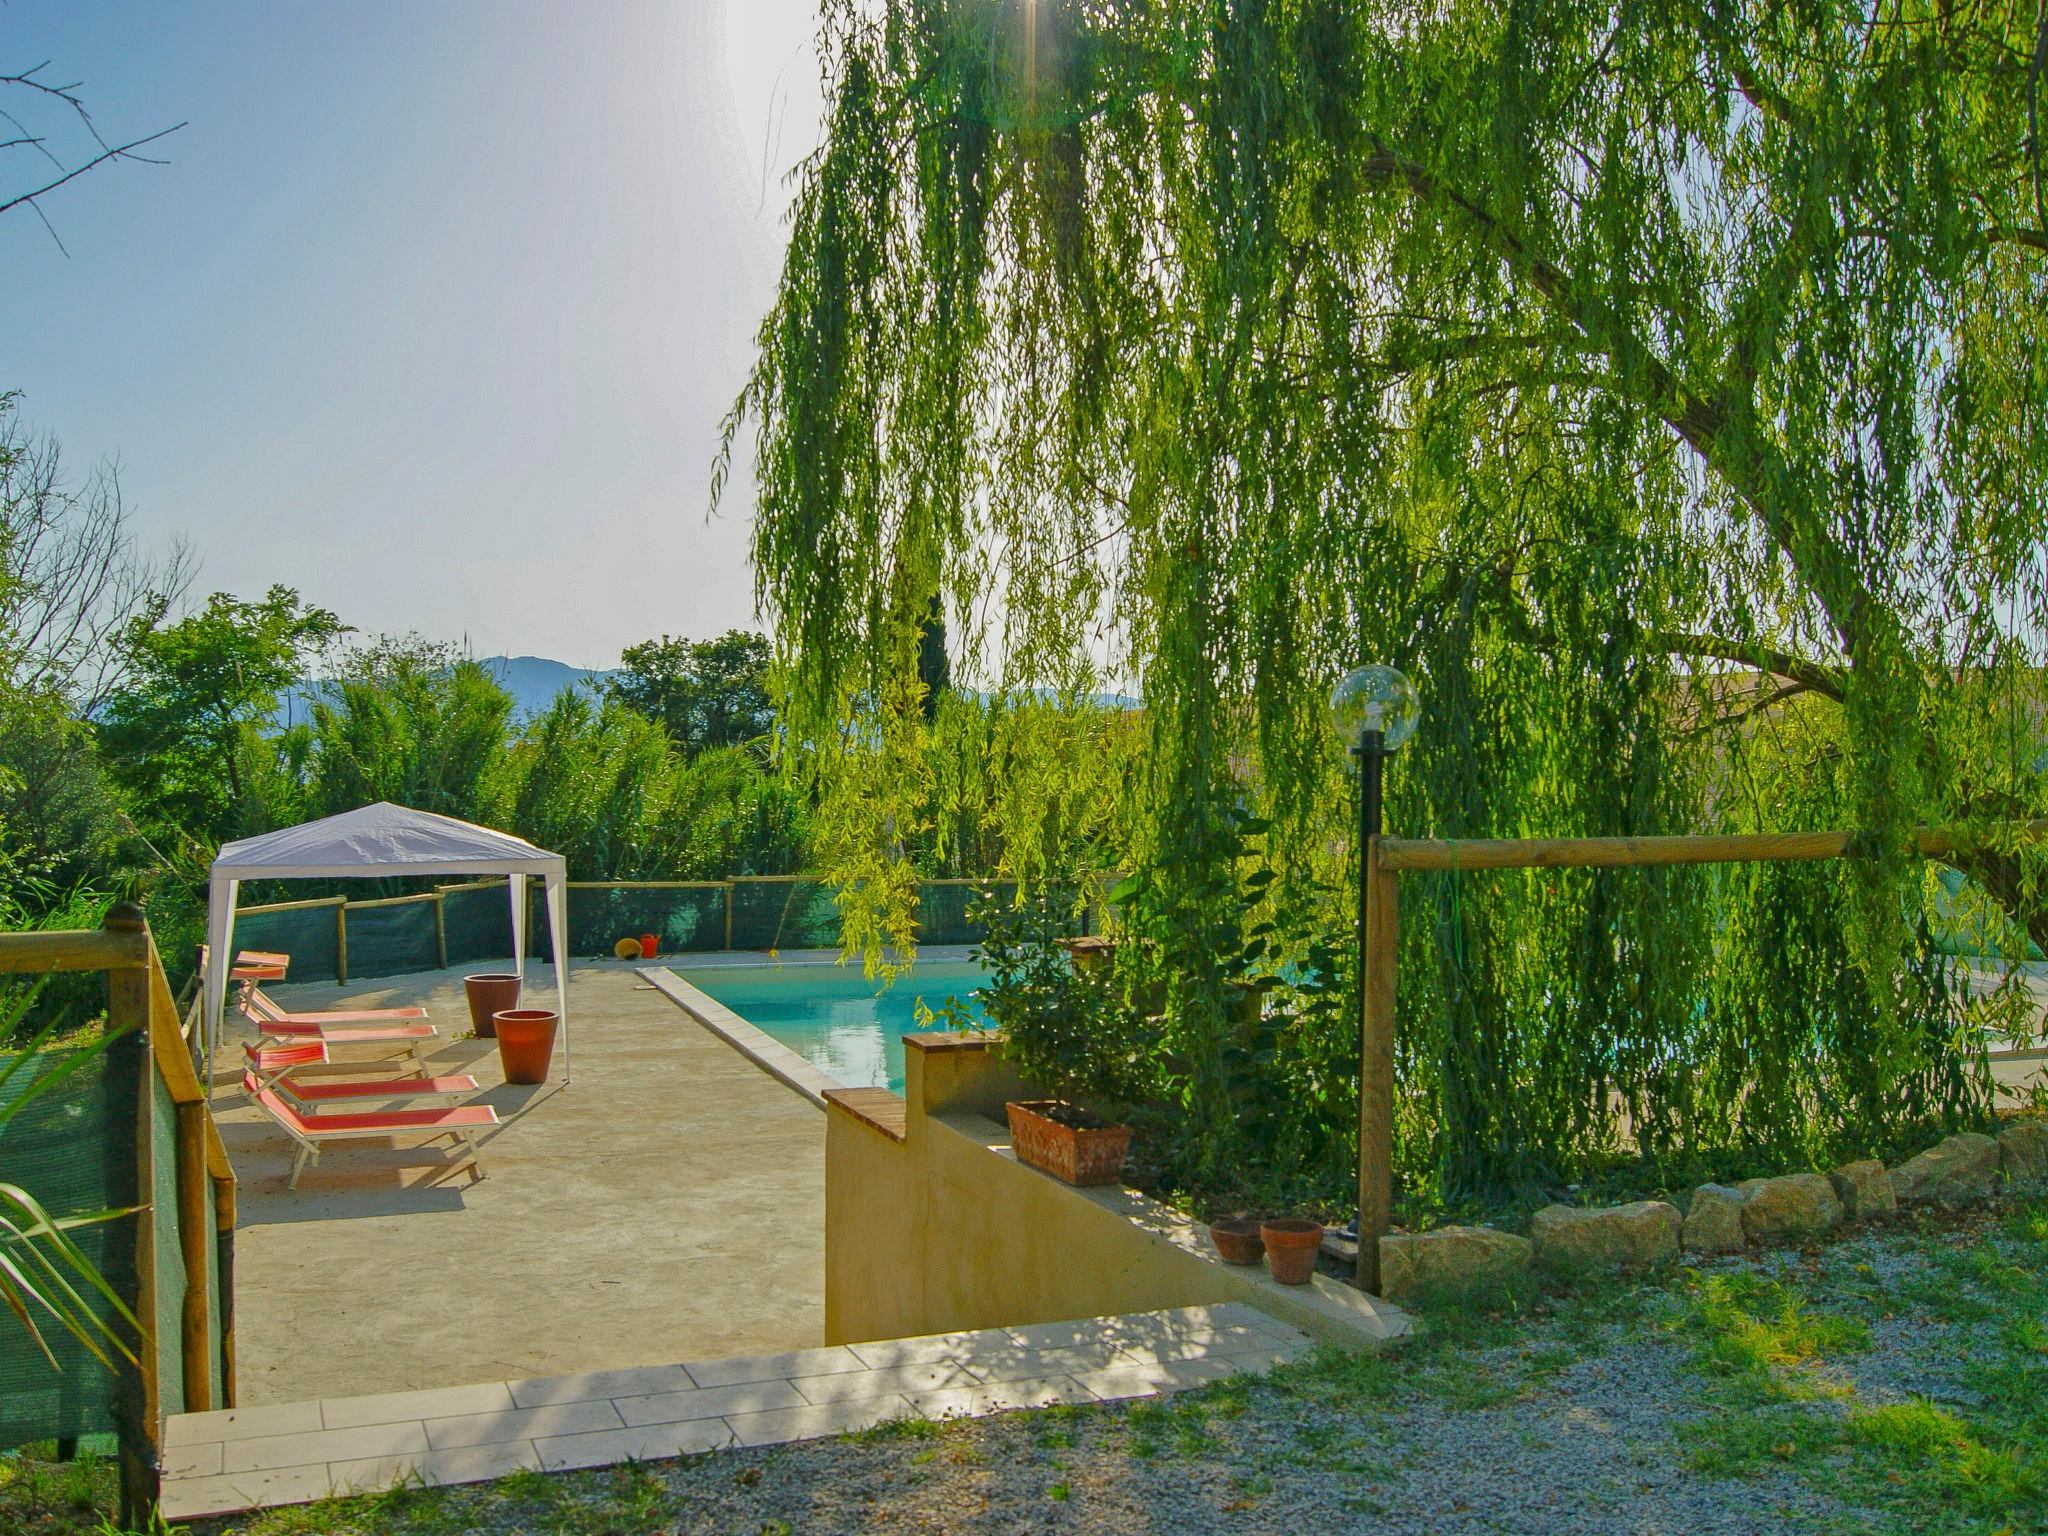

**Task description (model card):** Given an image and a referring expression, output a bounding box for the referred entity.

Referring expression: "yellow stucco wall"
[824,1035,1409,1349]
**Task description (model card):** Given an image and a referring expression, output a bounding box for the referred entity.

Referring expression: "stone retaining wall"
[1378,1116,2048,1305]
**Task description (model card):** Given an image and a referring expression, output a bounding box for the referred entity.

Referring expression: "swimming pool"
[675,959,991,1093]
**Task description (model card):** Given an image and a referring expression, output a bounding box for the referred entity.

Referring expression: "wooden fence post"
[433,892,449,970]
[102,904,160,1527]
[214,1176,237,1409]
[173,1102,213,1414]
[335,901,349,984]
[724,883,735,950]
[1355,837,1398,1294]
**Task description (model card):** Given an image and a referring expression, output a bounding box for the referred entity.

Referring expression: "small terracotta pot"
[463,973,521,1039]
[1209,1218,1265,1266]
[1260,1219,1326,1285]
[639,931,660,960]
[493,1008,559,1084]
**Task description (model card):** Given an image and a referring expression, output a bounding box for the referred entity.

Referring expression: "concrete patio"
[210,961,823,1407]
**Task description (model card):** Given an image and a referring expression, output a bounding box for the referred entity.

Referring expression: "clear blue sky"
[2,1,824,668]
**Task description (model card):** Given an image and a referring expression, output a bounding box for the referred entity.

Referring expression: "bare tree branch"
[0,122,184,221]
[1,408,196,712]
[1,63,185,246]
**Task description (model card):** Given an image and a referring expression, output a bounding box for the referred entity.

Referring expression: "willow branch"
[1359,146,1899,677]
[1648,630,1846,700]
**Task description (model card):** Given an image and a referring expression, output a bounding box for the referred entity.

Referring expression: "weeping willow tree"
[723,0,2048,1202]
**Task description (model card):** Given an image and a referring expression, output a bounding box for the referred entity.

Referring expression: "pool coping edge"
[639,967,840,1110]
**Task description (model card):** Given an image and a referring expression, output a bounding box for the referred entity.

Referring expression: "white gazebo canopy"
[204,802,571,1078]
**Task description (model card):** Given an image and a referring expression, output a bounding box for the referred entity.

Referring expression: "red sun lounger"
[198,945,292,982]
[242,983,430,1027]
[241,1042,480,1108]
[233,949,291,981]
[236,995,435,1064]
[242,1072,497,1190]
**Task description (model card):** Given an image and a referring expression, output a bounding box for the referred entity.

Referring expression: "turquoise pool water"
[677,960,991,1093]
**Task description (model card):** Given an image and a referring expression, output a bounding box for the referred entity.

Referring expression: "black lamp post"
[1354,723,1385,1014]
[1329,666,1419,1275]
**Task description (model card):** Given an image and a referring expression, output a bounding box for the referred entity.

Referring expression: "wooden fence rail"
[231,874,1051,984]
[1355,817,2048,1294]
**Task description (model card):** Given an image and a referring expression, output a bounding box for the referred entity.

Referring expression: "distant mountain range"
[474,656,620,718]
[273,657,1144,732]
[274,655,618,728]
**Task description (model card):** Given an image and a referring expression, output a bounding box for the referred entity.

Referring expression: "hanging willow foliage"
[723,0,2048,1201]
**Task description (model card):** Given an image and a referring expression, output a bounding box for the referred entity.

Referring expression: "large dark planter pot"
[1005,1100,1132,1187]
[1260,1219,1326,1286]
[493,1009,559,1084]
[463,973,521,1039]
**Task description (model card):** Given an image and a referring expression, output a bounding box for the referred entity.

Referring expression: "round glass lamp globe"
[1329,665,1420,750]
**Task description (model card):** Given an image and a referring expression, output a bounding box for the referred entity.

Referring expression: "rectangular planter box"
[1005,1099,1132,1187]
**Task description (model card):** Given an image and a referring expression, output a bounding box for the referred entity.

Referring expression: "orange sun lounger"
[241,1041,480,1108]
[243,1072,497,1189]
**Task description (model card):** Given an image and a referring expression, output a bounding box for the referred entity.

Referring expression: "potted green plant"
[1005,1098,1133,1186]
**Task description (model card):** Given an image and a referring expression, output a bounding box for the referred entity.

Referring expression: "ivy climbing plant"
[724,0,2048,1205]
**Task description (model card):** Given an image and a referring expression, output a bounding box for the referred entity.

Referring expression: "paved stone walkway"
[158,1302,1312,1520]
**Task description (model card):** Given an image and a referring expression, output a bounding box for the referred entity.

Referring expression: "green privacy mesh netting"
[145,1069,188,1421]
[441,883,515,967]
[567,886,727,955]
[231,902,342,979]
[0,1027,144,1452]
[230,878,1083,982]
[337,901,440,978]
[727,881,840,951]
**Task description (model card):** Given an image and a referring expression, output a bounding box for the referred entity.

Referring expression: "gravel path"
[628,1325,1842,1535]
[192,1194,2044,1536]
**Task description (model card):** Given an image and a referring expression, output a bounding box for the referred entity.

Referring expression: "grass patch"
[1679,1402,1849,1477]
[1673,1194,2048,1533]
[1848,1401,2047,1522]
[1679,1271,1867,1399]
[0,1445,120,1536]
[846,1412,941,1444]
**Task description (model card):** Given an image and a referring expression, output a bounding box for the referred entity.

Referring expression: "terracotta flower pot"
[493,1009,559,1084]
[463,973,521,1039]
[1208,1218,1265,1266]
[1005,1100,1132,1187]
[1260,1219,1326,1285]
[639,932,660,960]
